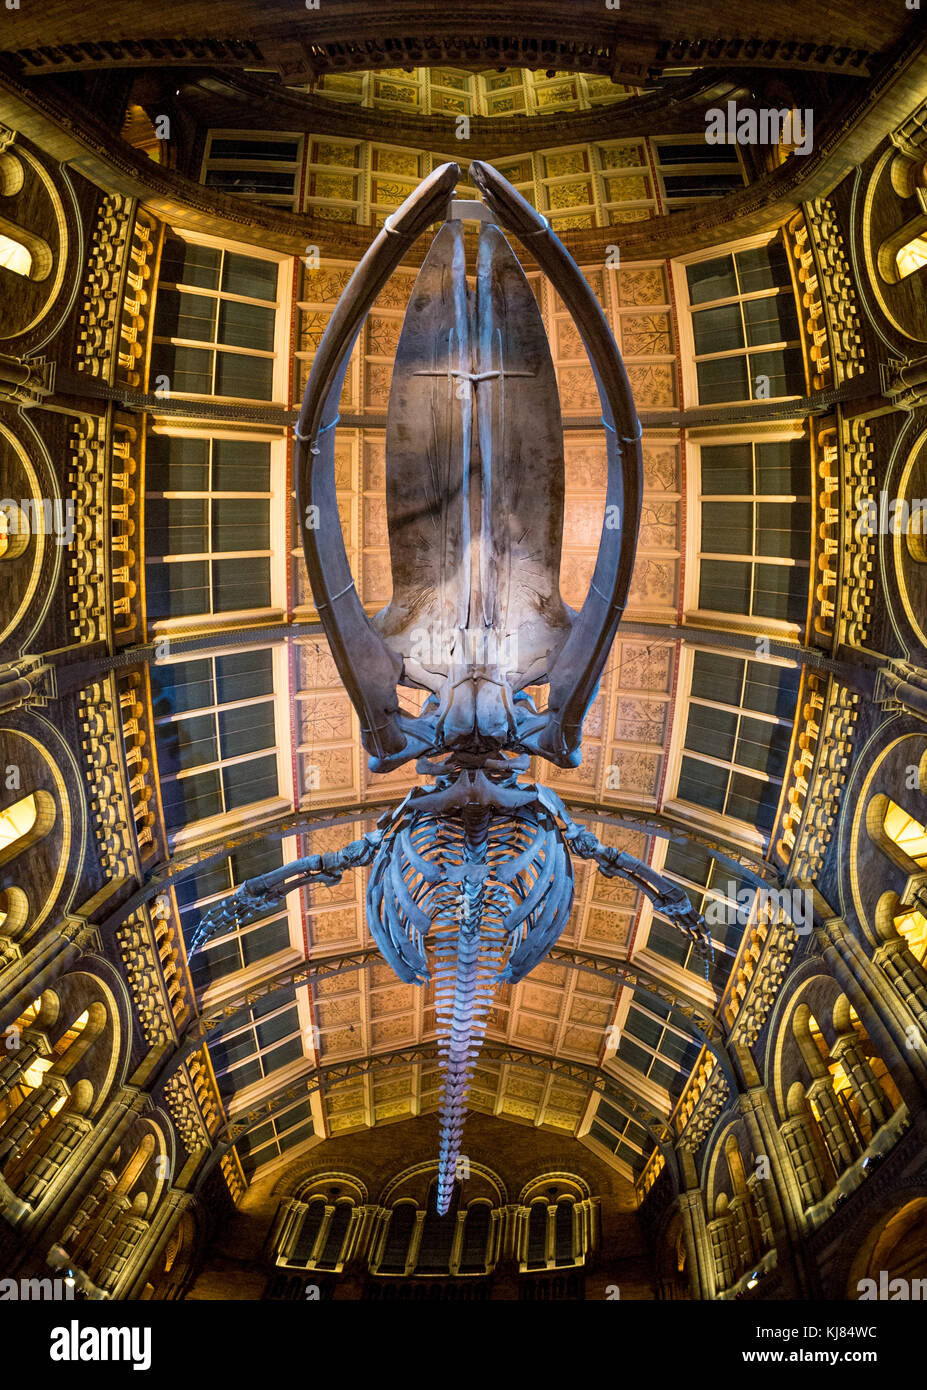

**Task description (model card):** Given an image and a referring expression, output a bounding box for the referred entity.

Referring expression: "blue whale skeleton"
[193,162,711,1214]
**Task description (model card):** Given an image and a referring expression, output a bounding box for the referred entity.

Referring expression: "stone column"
[807,1077,859,1171]
[15,1112,93,1208]
[0,1075,69,1163]
[818,921,927,1101]
[830,1033,891,1135]
[677,1189,715,1300]
[780,1114,827,1206]
[0,1027,51,1090]
[120,1190,194,1300]
[405,1209,426,1274]
[707,1216,736,1293]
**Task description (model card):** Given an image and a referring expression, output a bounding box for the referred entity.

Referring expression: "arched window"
[0,790,55,868]
[285,1198,326,1267]
[315,1200,353,1270]
[459,1202,492,1274]
[882,800,927,868]
[416,1180,460,1273]
[0,232,31,278]
[553,1199,576,1267]
[378,1201,417,1274]
[526,1200,548,1269]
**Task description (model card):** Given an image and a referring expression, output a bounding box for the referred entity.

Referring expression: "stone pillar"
[780,1114,827,1206]
[15,1112,93,1208]
[448,1211,467,1274]
[677,1189,715,1300]
[830,1033,891,1135]
[277,1200,307,1262]
[817,920,927,1102]
[95,1213,149,1292]
[806,1077,858,1171]
[0,1075,69,1163]
[406,1209,426,1274]
[309,1205,335,1265]
[121,1190,194,1301]
[707,1216,737,1294]
[0,1027,51,1090]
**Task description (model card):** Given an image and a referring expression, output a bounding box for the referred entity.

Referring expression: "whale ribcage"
[370,804,573,1214]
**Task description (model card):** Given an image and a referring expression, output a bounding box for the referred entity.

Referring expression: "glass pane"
[737,714,792,778]
[743,662,800,717]
[222,252,279,301]
[696,354,748,404]
[216,649,274,703]
[256,1006,299,1050]
[151,658,214,716]
[735,241,789,295]
[700,443,752,495]
[685,703,737,761]
[215,350,274,400]
[210,1031,257,1071]
[658,141,740,166]
[692,302,744,355]
[145,497,207,556]
[625,1007,662,1048]
[699,558,752,613]
[646,918,689,965]
[690,651,743,706]
[146,434,209,491]
[753,562,808,623]
[686,254,736,305]
[662,172,744,198]
[757,501,809,559]
[212,498,269,552]
[218,299,275,351]
[223,753,278,809]
[205,169,296,198]
[159,238,220,290]
[212,440,271,491]
[145,559,209,620]
[750,347,804,398]
[161,768,221,830]
[743,291,799,347]
[212,557,271,612]
[727,772,781,831]
[664,840,713,885]
[209,138,299,162]
[756,439,809,495]
[191,936,241,988]
[702,501,752,554]
[261,1036,303,1075]
[218,702,276,759]
[152,344,214,395]
[169,712,218,772]
[241,916,289,965]
[677,755,728,812]
[146,558,209,619]
[155,289,217,343]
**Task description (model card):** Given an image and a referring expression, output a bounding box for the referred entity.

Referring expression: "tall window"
[589,1098,653,1174]
[145,435,274,622]
[239,1098,314,1176]
[644,841,753,987]
[611,994,702,1097]
[151,237,282,401]
[174,840,292,990]
[201,132,302,207]
[697,439,811,624]
[150,649,279,833]
[653,138,744,207]
[684,241,803,404]
[207,989,304,1098]
[675,650,800,834]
